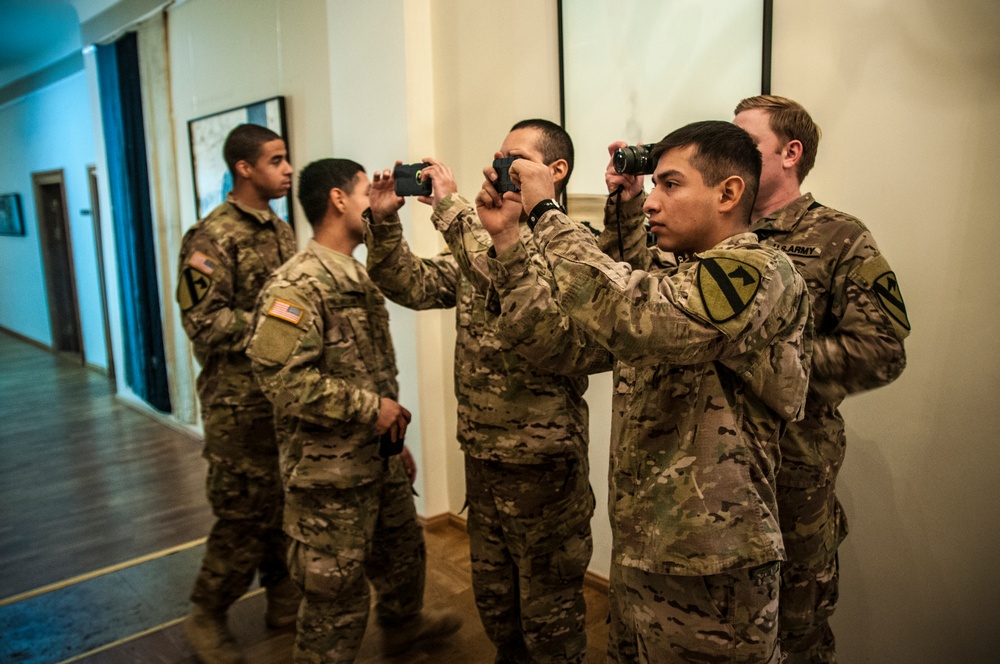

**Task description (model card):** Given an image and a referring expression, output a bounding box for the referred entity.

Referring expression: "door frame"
[32,169,84,363]
[87,164,115,382]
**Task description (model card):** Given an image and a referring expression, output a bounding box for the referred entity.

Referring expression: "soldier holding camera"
[364,119,596,663]
[246,159,460,663]
[479,121,812,663]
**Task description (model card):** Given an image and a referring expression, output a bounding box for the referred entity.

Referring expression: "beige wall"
[772,1,999,661]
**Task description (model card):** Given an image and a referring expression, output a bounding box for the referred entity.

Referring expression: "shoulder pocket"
[849,253,910,338]
[249,294,311,365]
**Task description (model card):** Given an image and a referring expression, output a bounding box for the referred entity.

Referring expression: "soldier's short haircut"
[734,95,822,182]
[223,124,283,176]
[650,120,762,224]
[297,158,365,226]
[510,118,575,192]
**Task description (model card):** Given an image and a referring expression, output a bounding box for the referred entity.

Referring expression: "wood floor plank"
[0,330,610,662]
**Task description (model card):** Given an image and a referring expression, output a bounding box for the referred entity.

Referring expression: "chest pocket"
[324,287,394,391]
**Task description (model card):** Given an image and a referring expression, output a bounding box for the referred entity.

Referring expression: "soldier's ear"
[234,159,253,180]
[330,187,347,214]
[782,140,803,170]
[717,175,745,213]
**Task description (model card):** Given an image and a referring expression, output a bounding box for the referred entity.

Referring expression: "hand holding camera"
[393,158,457,207]
[606,141,647,201]
[370,164,406,222]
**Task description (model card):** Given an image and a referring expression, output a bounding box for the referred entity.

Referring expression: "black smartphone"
[393,162,433,197]
[379,431,404,458]
[493,155,522,193]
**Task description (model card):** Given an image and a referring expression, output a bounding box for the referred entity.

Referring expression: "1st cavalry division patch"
[698,257,761,323]
[872,271,910,331]
[178,266,211,311]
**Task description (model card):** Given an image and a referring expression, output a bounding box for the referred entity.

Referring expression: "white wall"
[772,1,999,661]
[0,72,108,370]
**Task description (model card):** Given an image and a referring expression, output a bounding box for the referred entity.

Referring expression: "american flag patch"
[188,251,216,275]
[268,298,304,325]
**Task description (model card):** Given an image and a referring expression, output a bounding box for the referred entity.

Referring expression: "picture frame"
[558,0,771,201]
[187,95,292,223]
[0,193,25,236]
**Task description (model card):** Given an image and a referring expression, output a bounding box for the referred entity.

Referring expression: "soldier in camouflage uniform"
[733,95,909,663]
[176,124,299,664]
[246,159,460,663]
[480,121,813,663]
[365,119,596,663]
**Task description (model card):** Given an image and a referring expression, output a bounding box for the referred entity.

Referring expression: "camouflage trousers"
[464,455,595,664]
[777,482,849,664]
[285,471,425,663]
[190,405,288,613]
[607,562,781,663]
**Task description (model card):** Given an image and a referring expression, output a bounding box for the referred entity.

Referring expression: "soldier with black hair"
[177,123,299,664]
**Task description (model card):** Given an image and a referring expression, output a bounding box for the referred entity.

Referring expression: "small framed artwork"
[187,96,292,223]
[0,193,25,236]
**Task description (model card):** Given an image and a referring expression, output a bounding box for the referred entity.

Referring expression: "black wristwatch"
[527,198,566,231]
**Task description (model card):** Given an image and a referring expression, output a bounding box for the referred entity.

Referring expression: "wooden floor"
[0,331,609,663]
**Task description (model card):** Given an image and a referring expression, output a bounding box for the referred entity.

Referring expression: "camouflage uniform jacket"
[176,195,296,464]
[364,194,590,464]
[753,193,908,487]
[493,209,812,575]
[246,240,402,498]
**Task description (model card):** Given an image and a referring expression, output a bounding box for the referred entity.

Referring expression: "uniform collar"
[308,238,363,286]
[751,192,816,237]
[226,193,280,226]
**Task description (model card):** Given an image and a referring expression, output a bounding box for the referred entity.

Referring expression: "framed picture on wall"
[187,96,292,223]
[0,193,25,236]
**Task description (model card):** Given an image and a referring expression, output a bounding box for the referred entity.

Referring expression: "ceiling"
[0,0,120,89]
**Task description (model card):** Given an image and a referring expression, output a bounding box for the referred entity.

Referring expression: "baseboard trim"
[0,326,52,352]
[421,512,610,593]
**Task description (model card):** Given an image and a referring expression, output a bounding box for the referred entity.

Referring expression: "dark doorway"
[88,165,115,383]
[32,169,83,362]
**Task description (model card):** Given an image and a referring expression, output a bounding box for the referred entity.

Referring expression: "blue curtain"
[96,33,172,414]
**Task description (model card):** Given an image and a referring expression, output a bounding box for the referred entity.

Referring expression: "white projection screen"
[560,0,770,200]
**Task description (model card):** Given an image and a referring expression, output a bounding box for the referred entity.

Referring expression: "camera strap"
[610,185,626,259]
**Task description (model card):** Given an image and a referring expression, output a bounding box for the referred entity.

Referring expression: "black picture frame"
[187,95,292,223]
[0,193,25,236]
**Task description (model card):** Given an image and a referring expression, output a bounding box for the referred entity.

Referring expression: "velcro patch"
[850,253,910,335]
[777,244,822,257]
[267,298,304,325]
[698,257,761,323]
[178,266,211,311]
[872,271,910,332]
[188,250,216,275]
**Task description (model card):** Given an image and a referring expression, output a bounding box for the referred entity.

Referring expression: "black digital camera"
[493,155,522,193]
[393,162,433,197]
[613,143,657,176]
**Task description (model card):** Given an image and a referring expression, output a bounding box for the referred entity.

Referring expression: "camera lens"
[613,144,656,176]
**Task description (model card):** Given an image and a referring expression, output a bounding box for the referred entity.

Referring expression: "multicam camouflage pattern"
[607,561,781,663]
[286,476,425,664]
[753,193,908,662]
[465,456,594,664]
[246,240,425,663]
[189,456,287,614]
[498,211,811,576]
[247,240,400,493]
[364,194,595,659]
[364,194,592,464]
[177,195,297,429]
[177,195,296,614]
